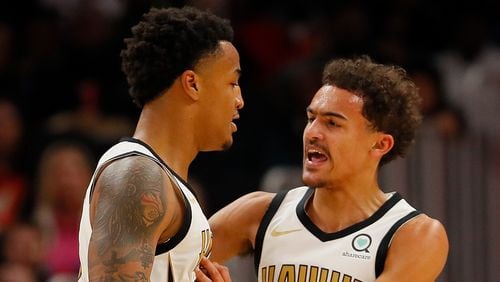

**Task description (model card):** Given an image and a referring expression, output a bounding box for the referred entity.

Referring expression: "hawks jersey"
[78,138,212,281]
[255,186,421,282]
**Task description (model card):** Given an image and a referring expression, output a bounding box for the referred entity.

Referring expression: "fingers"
[199,257,222,281]
[195,257,232,282]
[195,267,210,282]
[214,263,231,282]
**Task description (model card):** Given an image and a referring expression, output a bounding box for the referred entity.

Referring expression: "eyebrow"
[306,107,348,120]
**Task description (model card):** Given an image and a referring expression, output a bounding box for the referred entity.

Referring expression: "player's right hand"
[195,257,232,282]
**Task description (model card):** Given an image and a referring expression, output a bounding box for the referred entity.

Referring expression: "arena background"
[0,0,498,281]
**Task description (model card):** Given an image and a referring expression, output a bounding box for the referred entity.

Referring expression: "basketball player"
[209,56,449,281]
[78,6,242,281]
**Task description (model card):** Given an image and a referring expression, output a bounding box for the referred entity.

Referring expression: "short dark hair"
[322,56,422,166]
[121,6,234,108]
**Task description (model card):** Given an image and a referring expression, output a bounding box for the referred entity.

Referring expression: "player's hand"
[195,257,232,282]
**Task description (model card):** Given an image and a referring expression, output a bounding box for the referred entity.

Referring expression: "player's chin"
[221,139,233,151]
[302,172,325,188]
[217,134,234,151]
[203,130,235,151]
[200,138,232,152]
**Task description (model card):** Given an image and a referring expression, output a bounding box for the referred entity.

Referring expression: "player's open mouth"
[307,149,328,163]
[231,113,239,132]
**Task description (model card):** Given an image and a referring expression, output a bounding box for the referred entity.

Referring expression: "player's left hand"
[195,257,232,282]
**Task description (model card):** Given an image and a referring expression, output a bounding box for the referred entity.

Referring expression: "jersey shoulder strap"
[374,210,422,277]
[254,189,289,273]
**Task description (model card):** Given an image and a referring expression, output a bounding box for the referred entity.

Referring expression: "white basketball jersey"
[255,186,420,282]
[78,138,212,281]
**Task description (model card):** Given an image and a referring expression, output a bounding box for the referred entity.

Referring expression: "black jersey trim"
[296,188,404,241]
[120,137,199,199]
[254,190,289,274]
[155,174,193,256]
[167,255,174,281]
[375,210,422,277]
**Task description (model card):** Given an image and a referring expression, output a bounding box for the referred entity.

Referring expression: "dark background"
[0,0,499,281]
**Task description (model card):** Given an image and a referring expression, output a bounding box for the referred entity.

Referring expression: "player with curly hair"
[78,6,242,281]
[209,56,448,282]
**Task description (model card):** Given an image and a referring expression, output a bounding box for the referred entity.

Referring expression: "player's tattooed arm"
[88,156,171,281]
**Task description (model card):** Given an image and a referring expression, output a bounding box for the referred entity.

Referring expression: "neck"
[133,95,198,181]
[306,178,387,233]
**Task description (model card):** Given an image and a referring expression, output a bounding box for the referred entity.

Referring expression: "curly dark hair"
[121,6,234,108]
[322,56,422,166]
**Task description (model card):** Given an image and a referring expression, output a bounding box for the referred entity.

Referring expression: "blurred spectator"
[0,222,46,281]
[409,63,465,139]
[435,12,500,140]
[0,99,28,233]
[379,62,465,218]
[45,79,134,151]
[0,262,38,282]
[33,141,94,280]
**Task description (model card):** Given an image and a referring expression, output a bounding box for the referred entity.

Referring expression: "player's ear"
[370,133,394,157]
[180,70,200,101]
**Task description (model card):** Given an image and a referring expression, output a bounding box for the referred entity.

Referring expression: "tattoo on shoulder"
[92,156,167,271]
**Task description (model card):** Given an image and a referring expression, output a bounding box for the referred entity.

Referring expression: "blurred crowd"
[0,0,499,281]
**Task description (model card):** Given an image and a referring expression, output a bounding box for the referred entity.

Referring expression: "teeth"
[307,150,319,161]
[307,148,328,162]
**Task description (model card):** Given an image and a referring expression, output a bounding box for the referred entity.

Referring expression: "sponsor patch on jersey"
[341,233,373,260]
[352,233,372,253]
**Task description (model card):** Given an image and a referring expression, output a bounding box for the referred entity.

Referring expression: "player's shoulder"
[209,190,276,229]
[231,190,276,215]
[381,214,449,280]
[392,213,449,255]
[238,186,310,213]
[238,190,275,203]
[399,214,447,239]
[99,154,164,184]
[92,154,175,204]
